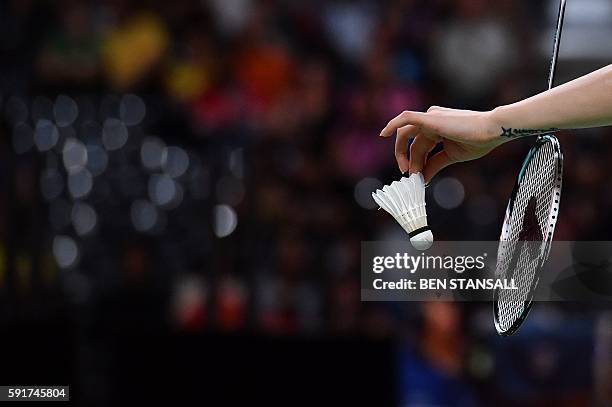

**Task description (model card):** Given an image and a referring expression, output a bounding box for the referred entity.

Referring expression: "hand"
[379,106,505,183]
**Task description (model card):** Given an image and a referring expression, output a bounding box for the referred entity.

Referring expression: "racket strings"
[496,142,558,332]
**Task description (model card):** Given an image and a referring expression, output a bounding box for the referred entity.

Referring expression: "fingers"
[408,134,437,174]
[395,125,418,173]
[422,150,455,183]
[380,110,426,138]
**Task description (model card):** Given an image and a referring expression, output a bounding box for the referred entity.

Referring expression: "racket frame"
[493,135,563,336]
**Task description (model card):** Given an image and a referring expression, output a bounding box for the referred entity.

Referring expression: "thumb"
[422,150,455,183]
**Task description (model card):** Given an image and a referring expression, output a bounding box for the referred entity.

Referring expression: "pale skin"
[379,64,612,183]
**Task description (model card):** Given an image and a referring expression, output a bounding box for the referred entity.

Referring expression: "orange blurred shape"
[174,275,208,331]
[177,304,207,331]
[216,276,248,331]
[166,62,211,101]
[235,44,293,104]
[102,13,169,90]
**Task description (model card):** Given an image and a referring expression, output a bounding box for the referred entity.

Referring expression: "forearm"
[492,64,612,138]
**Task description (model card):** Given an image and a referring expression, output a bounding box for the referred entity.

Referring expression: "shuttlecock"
[372,172,433,251]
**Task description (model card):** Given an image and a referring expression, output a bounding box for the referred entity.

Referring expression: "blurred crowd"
[1,0,612,405]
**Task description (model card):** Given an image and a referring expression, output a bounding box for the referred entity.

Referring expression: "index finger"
[379,111,427,138]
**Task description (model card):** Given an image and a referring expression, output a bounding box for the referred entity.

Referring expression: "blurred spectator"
[397,302,477,406]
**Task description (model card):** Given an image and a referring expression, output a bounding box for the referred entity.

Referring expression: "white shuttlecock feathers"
[372,172,433,251]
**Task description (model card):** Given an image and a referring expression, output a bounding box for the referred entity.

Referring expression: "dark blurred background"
[1,0,612,405]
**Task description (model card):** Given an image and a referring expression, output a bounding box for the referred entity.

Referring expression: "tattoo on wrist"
[500,127,559,138]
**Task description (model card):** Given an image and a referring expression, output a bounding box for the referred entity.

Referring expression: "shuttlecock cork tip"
[409,228,433,251]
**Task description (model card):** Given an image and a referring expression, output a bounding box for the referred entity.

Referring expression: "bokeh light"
[52,235,79,268]
[68,168,93,199]
[433,177,466,210]
[131,199,159,232]
[119,94,146,126]
[214,205,238,238]
[85,144,108,176]
[102,118,128,150]
[62,138,88,173]
[71,201,97,236]
[141,137,166,171]
[162,146,190,178]
[34,119,59,151]
[354,177,383,209]
[148,173,184,209]
[54,95,79,127]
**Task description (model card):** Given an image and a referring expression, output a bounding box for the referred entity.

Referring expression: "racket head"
[494,134,563,336]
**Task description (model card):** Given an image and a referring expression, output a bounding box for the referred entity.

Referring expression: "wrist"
[484,106,509,145]
[489,105,560,141]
